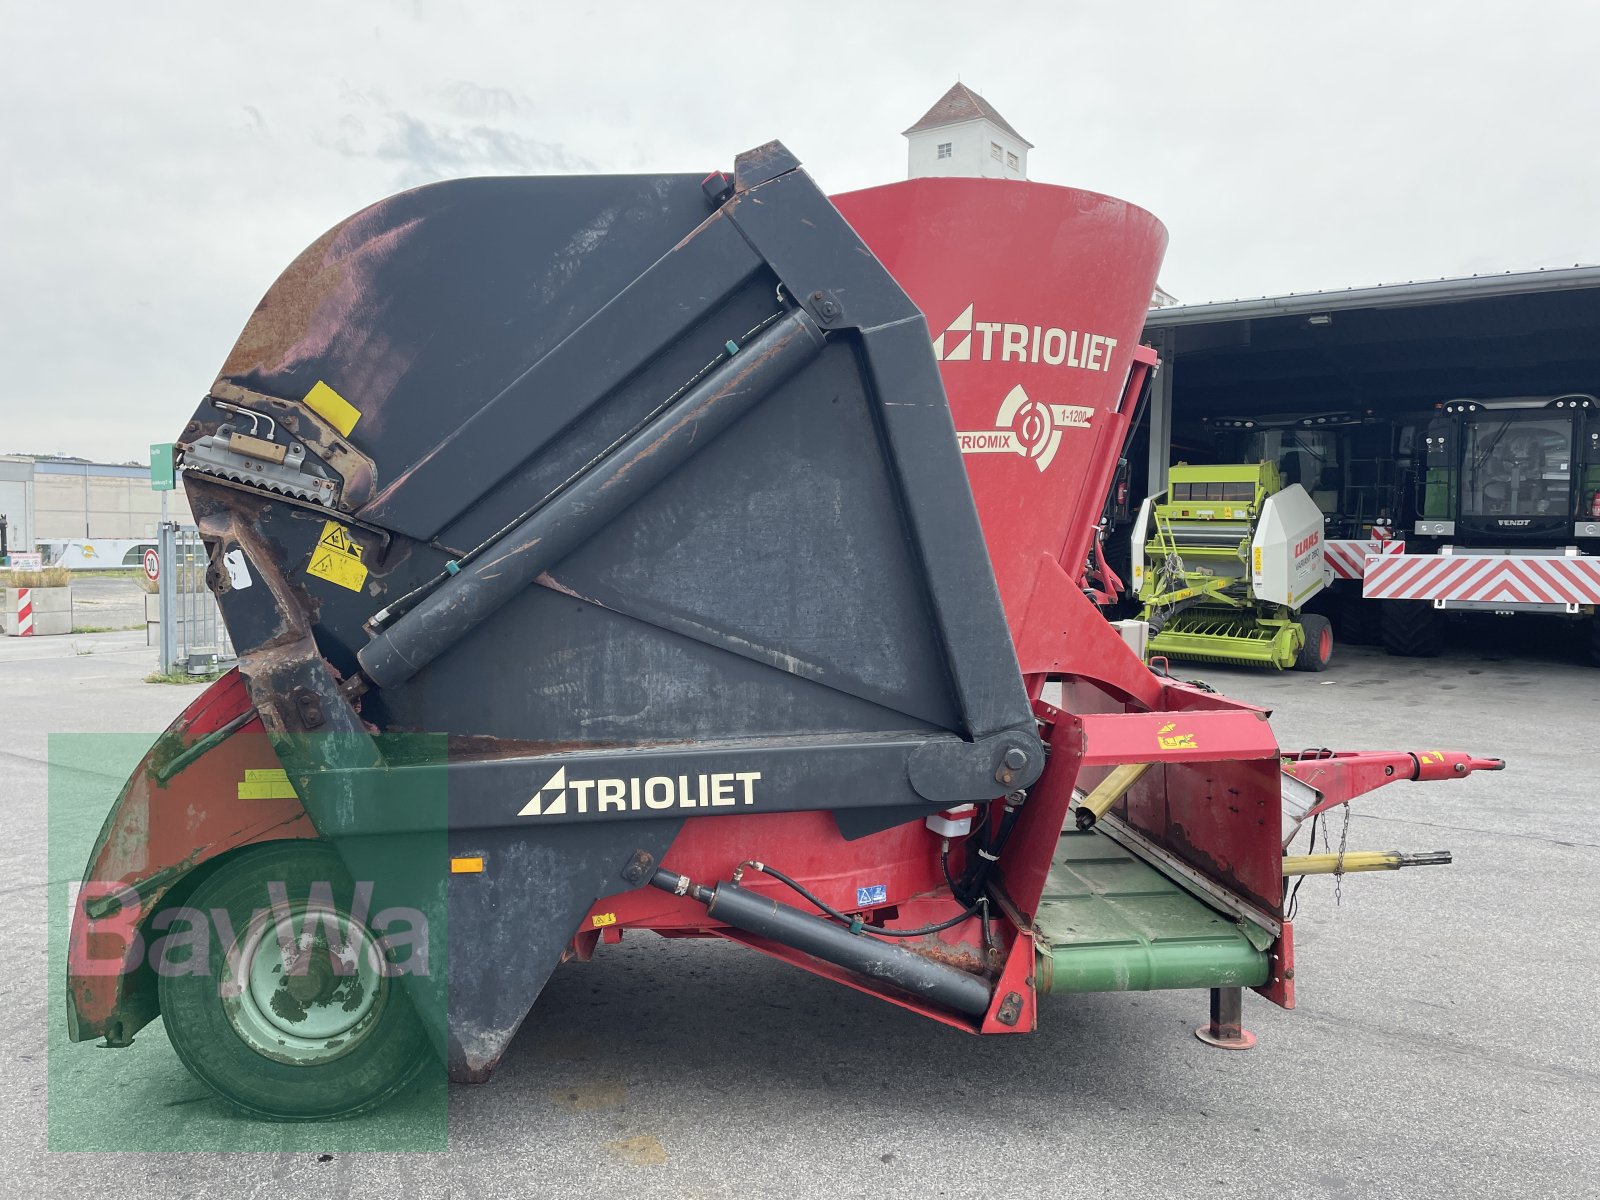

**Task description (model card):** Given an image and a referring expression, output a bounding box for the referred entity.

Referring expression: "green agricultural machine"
[1130,461,1333,670]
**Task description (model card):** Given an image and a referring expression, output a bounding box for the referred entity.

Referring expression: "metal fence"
[156,522,235,674]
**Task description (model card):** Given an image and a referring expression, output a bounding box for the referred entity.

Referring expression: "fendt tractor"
[1370,394,1600,660]
[66,144,1503,1120]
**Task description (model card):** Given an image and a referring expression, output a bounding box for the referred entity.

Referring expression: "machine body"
[66,144,1501,1118]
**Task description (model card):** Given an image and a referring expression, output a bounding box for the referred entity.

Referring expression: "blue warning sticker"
[856,883,888,907]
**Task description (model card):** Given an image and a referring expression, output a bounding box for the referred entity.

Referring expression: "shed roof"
[1145,264,1600,327]
[903,82,1034,148]
[1139,265,1600,419]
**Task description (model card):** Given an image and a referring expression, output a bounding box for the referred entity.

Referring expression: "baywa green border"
[48,732,449,1150]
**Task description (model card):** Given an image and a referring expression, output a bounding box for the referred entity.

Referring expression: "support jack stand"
[1195,986,1256,1050]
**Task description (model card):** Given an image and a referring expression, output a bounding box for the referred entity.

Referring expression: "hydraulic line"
[955,790,1026,903]
[736,861,980,937]
[649,868,993,1017]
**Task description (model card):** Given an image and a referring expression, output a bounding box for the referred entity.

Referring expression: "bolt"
[621,850,654,885]
[995,991,1023,1026]
[819,300,839,319]
[1003,748,1028,770]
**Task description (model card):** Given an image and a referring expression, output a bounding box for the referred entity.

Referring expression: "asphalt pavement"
[59,574,150,633]
[4,628,1596,1197]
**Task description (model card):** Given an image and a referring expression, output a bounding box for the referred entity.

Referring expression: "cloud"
[326,110,595,188]
[441,80,528,119]
[3,0,1598,462]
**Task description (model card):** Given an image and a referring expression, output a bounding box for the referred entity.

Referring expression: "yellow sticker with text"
[307,519,368,591]
[238,768,299,800]
[591,913,618,928]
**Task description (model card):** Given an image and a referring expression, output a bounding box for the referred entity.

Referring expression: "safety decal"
[302,379,362,437]
[591,913,618,928]
[855,883,888,907]
[1156,722,1197,751]
[222,547,253,590]
[237,768,299,800]
[307,519,368,592]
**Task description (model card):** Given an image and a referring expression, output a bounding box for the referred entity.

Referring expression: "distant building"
[0,457,34,559]
[904,82,1032,181]
[0,455,194,567]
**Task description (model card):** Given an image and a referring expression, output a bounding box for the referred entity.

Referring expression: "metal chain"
[1334,802,1351,906]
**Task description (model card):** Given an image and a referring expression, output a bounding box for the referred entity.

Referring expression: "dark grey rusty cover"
[181,143,1039,1080]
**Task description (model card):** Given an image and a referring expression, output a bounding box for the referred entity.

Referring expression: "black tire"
[1336,589,1384,646]
[157,841,431,1120]
[1294,613,1334,672]
[1380,599,1445,658]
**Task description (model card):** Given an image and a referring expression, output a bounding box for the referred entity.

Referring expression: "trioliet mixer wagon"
[66,144,1501,1119]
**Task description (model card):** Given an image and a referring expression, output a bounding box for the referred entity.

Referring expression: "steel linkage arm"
[1284,749,1505,818]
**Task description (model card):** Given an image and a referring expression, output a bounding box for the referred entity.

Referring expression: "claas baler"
[65,143,1502,1119]
[1130,461,1335,670]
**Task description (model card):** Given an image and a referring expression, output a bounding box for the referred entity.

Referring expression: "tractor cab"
[1204,411,1406,539]
[1421,395,1600,546]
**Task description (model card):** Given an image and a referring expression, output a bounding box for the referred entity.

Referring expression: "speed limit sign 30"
[143,547,160,583]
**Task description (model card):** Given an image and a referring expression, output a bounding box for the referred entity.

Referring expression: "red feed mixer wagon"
[65,143,1502,1119]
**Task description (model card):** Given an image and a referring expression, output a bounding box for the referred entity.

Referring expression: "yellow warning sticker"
[591,912,618,928]
[1157,721,1198,752]
[303,379,362,437]
[307,519,368,591]
[238,768,299,800]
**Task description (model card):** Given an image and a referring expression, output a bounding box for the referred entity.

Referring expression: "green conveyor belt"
[1035,831,1271,994]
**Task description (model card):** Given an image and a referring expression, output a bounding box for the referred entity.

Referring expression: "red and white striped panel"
[16,587,32,636]
[1324,539,1405,581]
[1363,553,1600,605]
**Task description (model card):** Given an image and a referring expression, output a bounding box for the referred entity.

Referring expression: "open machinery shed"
[1139,264,1600,491]
[1133,266,1600,659]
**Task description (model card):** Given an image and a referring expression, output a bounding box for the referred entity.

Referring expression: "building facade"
[0,457,194,567]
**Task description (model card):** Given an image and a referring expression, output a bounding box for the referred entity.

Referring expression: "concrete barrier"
[2,586,73,636]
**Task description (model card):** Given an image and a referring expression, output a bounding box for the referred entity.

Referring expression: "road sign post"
[157,522,176,674]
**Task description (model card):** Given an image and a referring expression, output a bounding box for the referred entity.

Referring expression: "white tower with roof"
[903,82,1032,181]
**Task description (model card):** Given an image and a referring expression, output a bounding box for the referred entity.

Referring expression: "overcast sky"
[4,0,1597,462]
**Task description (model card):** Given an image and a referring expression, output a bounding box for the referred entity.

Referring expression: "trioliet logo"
[519,766,762,818]
[933,304,1120,373]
